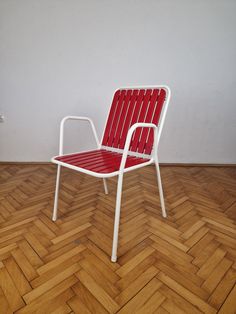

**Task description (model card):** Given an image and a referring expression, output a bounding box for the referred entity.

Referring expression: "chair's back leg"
[155,158,167,218]
[103,178,109,195]
[111,173,123,262]
[52,165,61,221]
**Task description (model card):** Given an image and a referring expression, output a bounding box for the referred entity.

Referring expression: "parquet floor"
[0,164,236,313]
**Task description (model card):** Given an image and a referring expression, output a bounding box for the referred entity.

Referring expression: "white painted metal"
[111,122,159,262]
[59,117,108,193]
[101,145,152,159]
[155,155,167,218]
[51,86,171,262]
[52,165,61,221]
[111,172,123,262]
[103,178,108,195]
[52,116,108,221]
[52,157,153,178]
[59,116,100,155]
[153,125,166,217]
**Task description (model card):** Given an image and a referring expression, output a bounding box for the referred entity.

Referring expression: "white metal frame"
[51,85,171,262]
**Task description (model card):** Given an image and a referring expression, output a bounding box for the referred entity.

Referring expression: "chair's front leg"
[155,157,167,218]
[111,172,124,262]
[52,165,61,221]
[103,178,109,195]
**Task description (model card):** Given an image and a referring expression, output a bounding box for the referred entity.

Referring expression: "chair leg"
[111,173,123,262]
[52,165,61,221]
[103,178,109,195]
[155,158,167,218]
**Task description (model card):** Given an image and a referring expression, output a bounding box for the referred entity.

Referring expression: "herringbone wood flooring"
[0,164,236,314]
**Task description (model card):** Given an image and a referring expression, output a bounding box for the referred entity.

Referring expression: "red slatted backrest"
[102,88,166,155]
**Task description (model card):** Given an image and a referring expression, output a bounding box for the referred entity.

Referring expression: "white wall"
[1,0,236,163]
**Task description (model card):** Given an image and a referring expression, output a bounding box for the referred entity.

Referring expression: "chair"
[51,85,171,262]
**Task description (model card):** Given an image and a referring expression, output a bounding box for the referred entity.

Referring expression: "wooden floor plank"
[157,272,217,314]
[72,281,109,314]
[23,263,80,304]
[218,284,236,314]
[11,248,38,281]
[3,257,32,296]
[76,269,119,313]
[117,278,162,313]
[115,266,158,306]
[0,286,12,314]
[0,267,25,312]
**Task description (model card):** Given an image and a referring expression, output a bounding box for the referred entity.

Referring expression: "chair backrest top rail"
[114,85,170,92]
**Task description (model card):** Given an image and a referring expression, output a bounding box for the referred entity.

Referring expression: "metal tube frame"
[51,85,171,262]
[111,122,160,262]
[52,116,108,221]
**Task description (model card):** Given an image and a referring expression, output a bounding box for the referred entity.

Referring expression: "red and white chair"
[51,86,171,262]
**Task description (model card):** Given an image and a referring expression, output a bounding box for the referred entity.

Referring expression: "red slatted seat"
[51,86,171,263]
[55,149,150,175]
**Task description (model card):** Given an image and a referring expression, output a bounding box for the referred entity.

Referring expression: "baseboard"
[0,161,235,167]
[0,161,52,165]
[159,163,236,167]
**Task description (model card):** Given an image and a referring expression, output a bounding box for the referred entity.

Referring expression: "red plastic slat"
[113,90,132,148]
[86,157,147,173]
[137,89,159,153]
[144,88,166,154]
[55,149,99,161]
[73,153,122,168]
[118,90,139,149]
[102,90,121,146]
[106,90,126,147]
[127,90,146,150]
[130,89,152,151]
[56,150,110,164]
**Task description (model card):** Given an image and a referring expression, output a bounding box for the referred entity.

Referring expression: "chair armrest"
[59,116,99,155]
[119,122,158,172]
